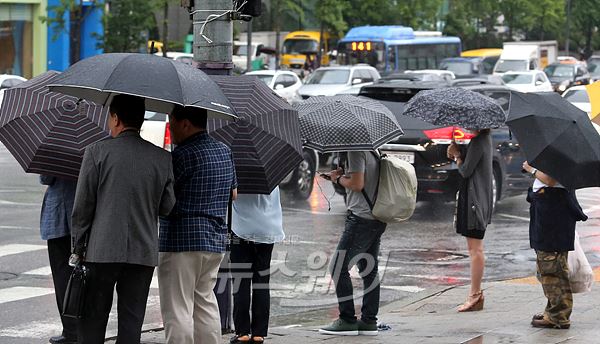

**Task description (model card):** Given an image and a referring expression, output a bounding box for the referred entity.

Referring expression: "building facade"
[46,0,103,72]
[0,0,47,78]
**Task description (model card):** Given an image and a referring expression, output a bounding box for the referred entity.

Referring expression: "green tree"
[272,0,304,66]
[99,0,157,53]
[498,0,536,40]
[41,0,101,64]
[570,0,600,57]
[342,0,401,28]
[396,0,444,30]
[314,0,348,66]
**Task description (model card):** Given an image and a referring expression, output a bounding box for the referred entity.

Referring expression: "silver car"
[298,65,380,99]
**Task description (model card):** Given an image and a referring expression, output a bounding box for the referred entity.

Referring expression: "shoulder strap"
[361,150,381,211]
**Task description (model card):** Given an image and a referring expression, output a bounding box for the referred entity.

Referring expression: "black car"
[543,63,591,93]
[345,79,530,208]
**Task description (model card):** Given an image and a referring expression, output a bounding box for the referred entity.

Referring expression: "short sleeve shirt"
[344,151,379,220]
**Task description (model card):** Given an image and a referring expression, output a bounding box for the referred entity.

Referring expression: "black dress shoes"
[49,335,78,344]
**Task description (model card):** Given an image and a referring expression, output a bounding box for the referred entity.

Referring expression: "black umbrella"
[47,53,236,120]
[293,95,404,153]
[208,75,303,194]
[0,71,109,179]
[506,91,600,189]
[402,87,506,130]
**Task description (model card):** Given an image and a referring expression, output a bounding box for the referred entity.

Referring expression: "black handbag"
[63,233,90,319]
[62,262,89,319]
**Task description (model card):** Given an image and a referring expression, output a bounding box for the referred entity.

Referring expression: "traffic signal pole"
[191,0,234,75]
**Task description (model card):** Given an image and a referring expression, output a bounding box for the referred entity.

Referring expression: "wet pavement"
[1,142,600,343]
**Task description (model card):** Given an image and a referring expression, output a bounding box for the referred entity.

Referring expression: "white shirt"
[533,178,565,192]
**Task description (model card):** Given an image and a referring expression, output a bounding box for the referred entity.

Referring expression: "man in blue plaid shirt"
[158,106,237,344]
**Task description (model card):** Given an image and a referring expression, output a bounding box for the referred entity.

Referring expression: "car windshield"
[439,61,473,76]
[282,39,318,55]
[254,74,274,85]
[144,111,167,121]
[306,70,350,85]
[501,74,533,85]
[544,65,574,77]
[588,63,600,76]
[495,60,528,73]
[563,90,590,103]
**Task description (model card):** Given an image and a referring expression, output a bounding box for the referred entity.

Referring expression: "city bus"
[337,26,461,73]
[281,31,331,70]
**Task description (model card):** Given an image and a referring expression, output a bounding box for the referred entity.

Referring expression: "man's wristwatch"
[335,175,342,184]
[530,168,538,176]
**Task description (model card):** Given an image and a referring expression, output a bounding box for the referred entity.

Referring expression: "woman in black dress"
[448,129,493,312]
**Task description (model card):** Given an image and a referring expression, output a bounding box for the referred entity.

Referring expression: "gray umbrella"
[402,87,506,129]
[47,53,236,120]
[293,95,404,153]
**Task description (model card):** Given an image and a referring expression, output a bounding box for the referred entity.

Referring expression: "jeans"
[230,237,274,337]
[330,212,386,324]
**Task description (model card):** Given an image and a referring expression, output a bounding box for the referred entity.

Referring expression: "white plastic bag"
[568,231,594,293]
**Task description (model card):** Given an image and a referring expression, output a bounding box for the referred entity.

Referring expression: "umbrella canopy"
[293,95,404,153]
[47,53,236,120]
[208,75,303,194]
[402,87,506,129]
[506,91,600,189]
[0,71,110,179]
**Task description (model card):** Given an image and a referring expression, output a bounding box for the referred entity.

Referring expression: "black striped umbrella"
[208,75,303,194]
[293,95,404,153]
[0,71,109,179]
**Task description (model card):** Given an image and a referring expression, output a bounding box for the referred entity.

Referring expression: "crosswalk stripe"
[0,286,54,304]
[0,244,46,258]
[22,266,52,276]
[381,285,425,293]
[0,319,62,338]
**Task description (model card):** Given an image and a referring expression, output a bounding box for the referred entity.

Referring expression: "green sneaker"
[357,320,378,336]
[318,318,359,336]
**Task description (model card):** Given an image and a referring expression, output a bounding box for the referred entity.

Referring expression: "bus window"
[408,58,417,70]
[338,42,384,68]
[282,39,319,55]
[387,46,397,70]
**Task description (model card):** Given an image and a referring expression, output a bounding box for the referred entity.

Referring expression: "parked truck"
[493,41,558,75]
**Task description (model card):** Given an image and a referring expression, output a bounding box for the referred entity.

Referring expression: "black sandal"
[251,336,264,343]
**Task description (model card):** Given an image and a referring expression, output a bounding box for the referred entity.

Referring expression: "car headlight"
[558,81,569,92]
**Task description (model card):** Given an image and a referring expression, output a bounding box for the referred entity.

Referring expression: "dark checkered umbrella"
[293,95,404,153]
[402,87,506,129]
[208,75,303,194]
[0,71,109,179]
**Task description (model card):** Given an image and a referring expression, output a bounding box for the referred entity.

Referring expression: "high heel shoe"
[457,291,484,312]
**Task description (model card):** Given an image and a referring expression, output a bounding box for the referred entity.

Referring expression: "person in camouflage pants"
[536,251,573,328]
[523,162,587,330]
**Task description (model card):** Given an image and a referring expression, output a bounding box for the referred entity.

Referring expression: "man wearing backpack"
[318,151,386,336]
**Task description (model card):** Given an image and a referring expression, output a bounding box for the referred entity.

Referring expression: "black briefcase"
[62,263,88,319]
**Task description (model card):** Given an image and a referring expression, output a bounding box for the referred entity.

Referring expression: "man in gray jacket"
[70,94,175,344]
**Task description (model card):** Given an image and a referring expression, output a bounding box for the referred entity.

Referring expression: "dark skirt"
[454,178,485,240]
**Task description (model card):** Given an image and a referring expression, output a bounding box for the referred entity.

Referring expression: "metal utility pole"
[247,20,253,72]
[565,0,572,55]
[192,0,234,75]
